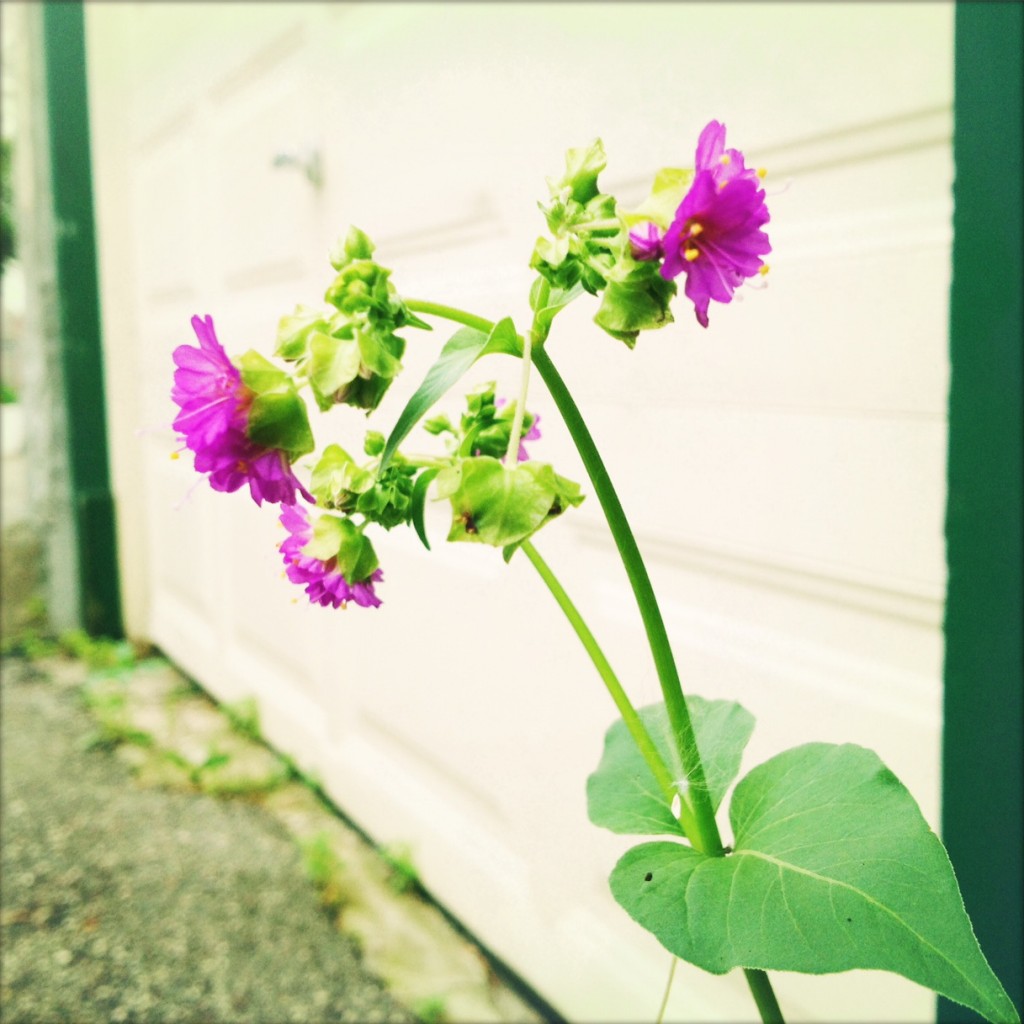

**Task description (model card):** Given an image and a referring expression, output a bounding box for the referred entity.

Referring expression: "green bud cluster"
[309,441,417,532]
[274,227,431,413]
[530,140,679,349]
[419,383,582,558]
[423,381,536,461]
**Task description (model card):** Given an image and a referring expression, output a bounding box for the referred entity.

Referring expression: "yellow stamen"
[688,223,703,237]
[758,264,770,276]
[170,451,180,460]
[757,167,767,179]
[719,154,731,165]
[684,248,700,262]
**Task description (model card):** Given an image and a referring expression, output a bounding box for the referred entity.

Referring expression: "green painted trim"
[42,2,123,638]
[941,3,1022,1020]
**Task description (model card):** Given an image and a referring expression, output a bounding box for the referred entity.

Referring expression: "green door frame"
[941,3,1022,1020]
[42,1,122,638]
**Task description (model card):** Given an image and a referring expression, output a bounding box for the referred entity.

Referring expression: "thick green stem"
[745,969,785,1024]
[531,345,724,857]
[519,540,698,835]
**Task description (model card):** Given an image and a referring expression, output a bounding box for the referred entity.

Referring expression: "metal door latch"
[271,148,323,189]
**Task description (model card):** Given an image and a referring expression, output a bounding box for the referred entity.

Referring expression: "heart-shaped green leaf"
[587,698,755,837]
[379,318,521,473]
[609,743,1019,1023]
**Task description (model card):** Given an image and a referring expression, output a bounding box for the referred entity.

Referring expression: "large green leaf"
[587,698,755,838]
[609,743,1019,1023]
[378,318,521,473]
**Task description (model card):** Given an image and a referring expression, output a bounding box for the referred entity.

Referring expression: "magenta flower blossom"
[172,315,249,450]
[660,122,771,327]
[494,399,542,462]
[517,414,542,462]
[278,505,383,610]
[628,222,664,262]
[172,315,312,506]
[193,433,313,506]
[694,119,761,188]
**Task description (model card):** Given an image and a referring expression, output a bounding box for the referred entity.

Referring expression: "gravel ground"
[0,655,416,1024]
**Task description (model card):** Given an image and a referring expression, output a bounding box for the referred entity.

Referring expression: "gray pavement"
[0,653,416,1024]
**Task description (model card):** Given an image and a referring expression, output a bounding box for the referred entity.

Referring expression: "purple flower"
[694,119,761,188]
[193,433,313,506]
[493,399,542,462]
[278,505,383,610]
[628,222,664,262]
[517,414,541,462]
[659,123,771,327]
[172,315,312,506]
[172,315,249,450]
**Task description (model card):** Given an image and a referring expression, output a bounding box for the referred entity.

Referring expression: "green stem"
[403,298,495,336]
[745,969,785,1024]
[520,540,695,834]
[406,296,720,850]
[531,345,723,857]
[504,321,535,465]
[656,957,678,1024]
[404,295,784,1023]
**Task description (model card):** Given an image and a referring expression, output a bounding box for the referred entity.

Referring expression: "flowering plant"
[171,122,1017,1023]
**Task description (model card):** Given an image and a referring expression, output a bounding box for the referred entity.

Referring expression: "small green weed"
[279,753,327,796]
[1,627,59,660]
[413,995,449,1024]
[380,843,424,896]
[79,675,153,751]
[59,630,137,675]
[301,831,348,912]
[222,697,261,741]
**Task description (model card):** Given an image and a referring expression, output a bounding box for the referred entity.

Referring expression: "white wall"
[86,4,954,1020]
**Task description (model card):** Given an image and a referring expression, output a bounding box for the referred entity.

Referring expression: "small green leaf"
[302,514,378,582]
[551,138,607,204]
[309,331,361,403]
[309,444,373,508]
[593,267,676,348]
[246,389,314,457]
[410,467,440,551]
[587,698,755,837]
[622,167,694,230]
[609,743,1019,1024]
[530,279,585,343]
[303,514,346,561]
[379,319,521,473]
[276,305,329,361]
[357,326,404,379]
[238,349,289,394]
